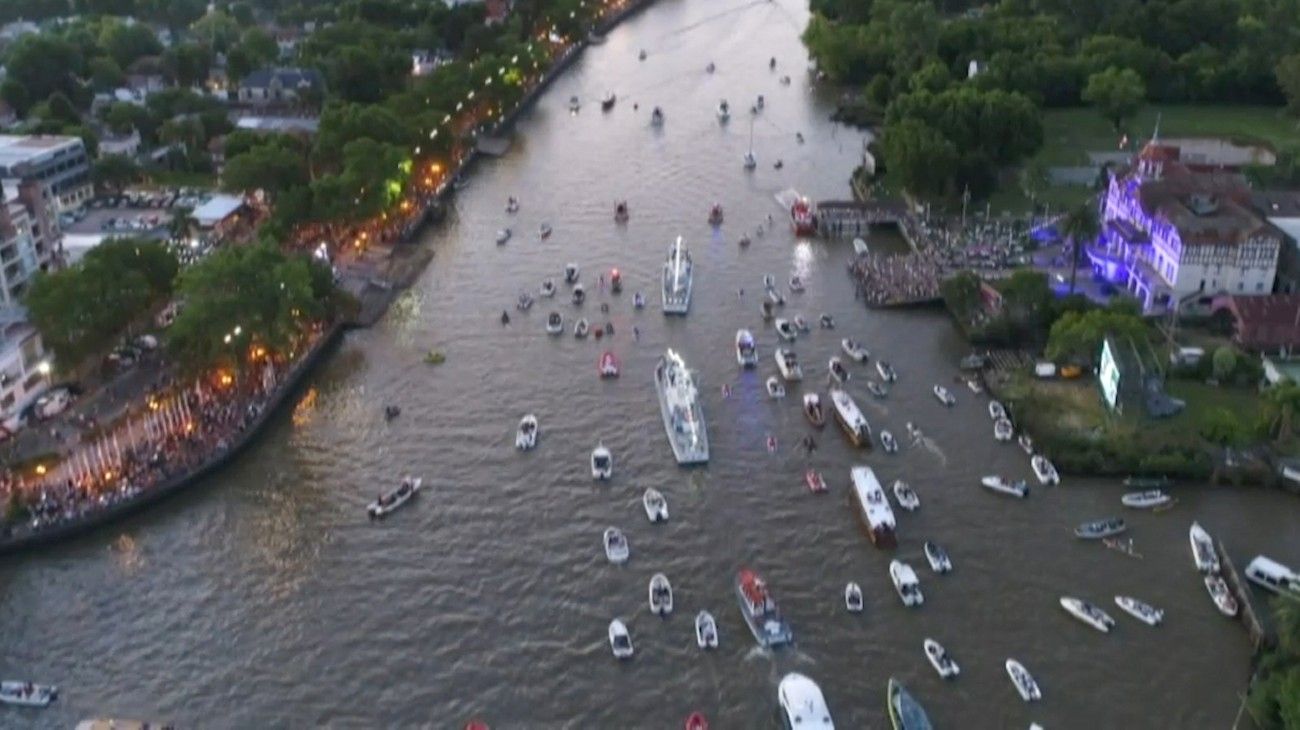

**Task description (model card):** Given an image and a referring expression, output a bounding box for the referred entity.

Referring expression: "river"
[3,1,1298,727]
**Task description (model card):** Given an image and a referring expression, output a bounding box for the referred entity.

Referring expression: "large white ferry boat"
[850,466,897,548]
[662,236,693,314]
[829,388,872,447]
[655,349,709,464]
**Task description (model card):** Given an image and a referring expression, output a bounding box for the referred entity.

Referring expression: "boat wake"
[914,436,947,466]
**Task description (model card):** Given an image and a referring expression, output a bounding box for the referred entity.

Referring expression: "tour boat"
[828,357,850,384]
[778,673,833,729]
[604,527,629,564]
[601,92,616,111]
[980,475,1028,498]
[788,275,805,293]
[496,228,511,245]
[845,582,863,613]
[695,610,719,649]
[876,360,898,382]
[1114,595,1164,626]
[760,300,775,321]
[0,681,57,708]
[988,400,1006,420]
[615,200,629,222]
[866,381,887,399]
[1059,596,1116,633]
[708,203,724,226]
[735,568,794,647]
[516,414,538,450]
[1031,455,1059,485]
[1074,517,1127,540]
[802,393,825,428]
[1245,556,1300,597]
[735,329,758,367]
[993,417,1014,442]
[571,284,586,306]
[717,99,730,122]
[819,313,835,329]
[805,468,828,494]
[609,619,633,659]
[516,292,534,311]
[610,268,623,294]
[923,639,959,679]
[892,481,919,511]
[506,196,519,213]
[1005,659,1041,702]
[643,488,669,523]
[661,236,693,314]
[540,223,552,239]
[766,376,786,399]
[568,95,580,112]
[889,560,923,607]
[655,349,710,465]
[923,541,951,574]
[850,466,897,548]
[564,263,580,284]
[879,430,898,453]
[1121,490,1171,509]
[829,388,872,447]
[793,314,810,332]
[1017,433,1033,453]
[545,311,563,335]
[774,318,797,341]
[591,443,613,480]
[1189,522,1220,573]
[1204,575,1238,617]
[887,678,933,730]
[852,237,868,256]
[573,318,589,338]
[841,338,870,363]
[367,476,421,519]
[599,350,620,378]
[775,348,803,381]
[790,197,816,235]
[651,106,664,126]
[685,713,708,730]
[932,385,956,406]
[649,573,673,616]
[540,279,556,297]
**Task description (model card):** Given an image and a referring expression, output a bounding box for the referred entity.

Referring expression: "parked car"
[34,388,72,419]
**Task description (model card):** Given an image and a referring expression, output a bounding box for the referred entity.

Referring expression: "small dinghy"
[802,393,826,428]
[1059,596,1116,633]
[1074,516,1127,540]
[516,292,534,311]
[563,263,580,284]
[1205,575,1239,617]
[571,284,586,306]
[841,338,869,362]
[889,560,923,607]
[774,318,796,341]
[367,476,422,519]
[819,313,835,329]
[643,488,668,523]
[923,541,952,574]
[880,430,898,453]
[695,611,719,649]
[599,350,620,378]
[604,527,630,564]
[574,318,590,338]
[591,443,613,480]
[788,275,805,292]
[546,311,563,335]
[1017,433,1033,454]
[893,481,919,511]
[924,639,959,679]
[988,400,1006,420]
[633,291,646,309]
[993,417,1014,441]
[649,573,673,616]
[932,385,956,406]
[828,357,850,384]
[1122,490,1171,509]
[792,314,810,332]
[496,228,511,245]
[766,375,786,399]
[1114,595,1164,626]
[609,619,634,658]
[1031,455,1059,485]
[540,279,557,297]
[980,475,1028,498]
[876,360,898,382]
[516,414,538,450]
[866,381,887,399]
[540,223,553,239]
[0,681,57,708]
[845,582,864,613]
[805,468,828,494]
[1190,522,1220,573]
[1006,659,1041,702]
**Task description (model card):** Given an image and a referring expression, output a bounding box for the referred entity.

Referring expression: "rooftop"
[0,134,83,169]
[192,194,244,226]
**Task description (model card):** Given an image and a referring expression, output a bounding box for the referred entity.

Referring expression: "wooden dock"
[1218,541,1270,650]
[815,199,909,239]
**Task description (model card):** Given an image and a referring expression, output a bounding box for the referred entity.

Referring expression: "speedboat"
[841,339,869,363]
[735,329,758,367]
[367,476,422,519]
[1074,517,1126,539]
[830,388,872,447]
[774,318,797,341]
[615,200,629,222]
[876,361,897,382]
[735,568,794,647]
[805,468,828,494]
[850,466,897,548]
[819,313,835,329]
[1017,433,1033,453]
[496,228,511,244]
[643,488,668,523]
[1031,455,1059,485]
[708,203,724,225]
[887,678,933,730]
[655,349,710,465]
[601,92,616,111]
[540,279,557,297]
[889,560,923,607]
[793,315,810,332]
[988,400,1006,420]
[932,385,955,406]
[853,237,868,256]
[1006,659,1041,702]
[649,573,673,616]
[546,311,563,335]
[564,263,580,284]
[1114,595,1164,626]
[775,348,802,381]
[802,393,825,428]
[609,619,633,658]
[788,275,805,292]
[695,610,719,649]
[572,284,586,306]
[568,95,580,112]
[604,527,629,564]
[1204,575,1239,617]
[923,639,959,679]
[993,417,1013,441]
[0,681,57,708]
[591,443,613,480]
[516,414,538,450]
[1122,490,1172,509]
[923,541,951,574]
[845,582,863,612]
[633,291,645,309]
[879,430,898,453]
[574,318,589,338]
[599,350,620,378]
[662,236,693,314]
[516,292,534,311]
[540,222,552,239]
[717,99,730,122]
[1190,522,1220,573]
[651,106,664,126]
[828,357,850,384]
[1059,596,1116,633]
[766,376,786,399]
[866,381,887,399]
[892,481,919,511]
[506,196,519,213]
[980,475,1028,498]
[777,673,833,729]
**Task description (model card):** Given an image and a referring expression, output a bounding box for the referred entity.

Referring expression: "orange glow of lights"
[35,464,47,476]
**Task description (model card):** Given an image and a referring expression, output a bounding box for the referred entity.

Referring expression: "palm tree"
[1061,201,1101,294]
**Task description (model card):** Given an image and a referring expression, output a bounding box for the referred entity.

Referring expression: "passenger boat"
[923,639,959,679]
[887,678,933,730]
[760,300,775,321]
[841,338,870,363]
[540,279,556,297]
[993,417,1014,441]
[879,430,898,453]
[643,488,669,523]
[923,541,951,574]
[516,414,538,450]
[1124,475,1172,489]
[850,466,897,548]
[571,284,586,306]
[793,314,810,332]
[610,268,623,293]
[853,237,869,256]
[1059,596,1116,633]
[568,95,580,112]
[601,92,616,110]
[573,317,589,338]
[802,392,825,428]
[788,275,805,292]
[774,318,797,341]
[1,681,57,708]
[1245,555,1300,597]
[845,582,863,612]
[805,468,828,494]
[889,560,923,607]
[1190,522,1220,573]
[735,568,794,647]
[496,228,511,245]
[1114,595,1164,626]
[980,475,1028,498]
[766,376,786,399]
[609,619,633,658]
[1121,490,1171,509]
[988,400,1006,420]
[828,357,850,384]
[1204,575,1239,617]
[695,611,719,649]
[892,481,919,511]
[599,350,620,378]
[661,236,693,314]
[708,203,724,225]
[876,361,898,382]
[775,348,803,381]
[564,263,580,284]
[829,388,872,447]
[591,443,613,480]
[655,349,710,465]
[778,673,833,729]
[1018,433,1033,453]
[1031,455,1059,485]
[866,381,887,399]
[545,311,563,334]
[540,222,552,239]
[1005,659,1041,702]
[931,385,956,406]
[717,99,730,122]
[651,106,664,125]
[604,527,629,564]
[1074,517,1126,539]
[791,197,816,235]
[367,476,422,519]
[649,573,673,616]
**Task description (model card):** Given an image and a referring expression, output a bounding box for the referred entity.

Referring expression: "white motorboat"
[717,99,730,122]
[1245,556,1300,597]
[515,414,538,450]
[1018,433,1033,454]
[1114,595,1164,626]
[1122,490,1172,509]
[651,106,664,125]
[563,263,579,284]
[1190,521,1219,573]
[789,275,805,292]
[774,318,797,341]
[574,317,589,338]
[695,610,719,649]
[571,284,586,306]
[648,573,673,616]
[879,430,898,453]
[923,541,952,574]
[932,385,956,406]
[540,279,556,297]
[591,443,613,480]
[829,388,872,447]
[866,381,887,399]
[852,237,869,255]
[988,400,1006,420]
[775,348,803,381]
[889,560,923,607]
[568,95,580,112]
[496,228,511,245]
[850,466,897,548]
[662,236,693,314]
[545,311,563,335]
[655,349,710,464]
[604,527,629,564]
[777,674,834,730]
[1074,517,1127,539]
[892,480,919,511]
[1031,455,1059,485]
[766,376,786,399]
[366,476,422,519]
[923,639,960,679]
[1059,596,1116,633]
[609,619,634,658]
[845,582,863,613]
[643,488,669,523]
[1006,659,1041,701]
[793,314,810,332]
[803,392,826,428]
[0,681,57,708]
[993,417,1014,442]
[828,357,850,384]
[980,475,1028,498]
[762,274,776,289]
[876,360,897,382]
[1204,575,1239,617]
[841,338,869,363]
[735,329,758,367]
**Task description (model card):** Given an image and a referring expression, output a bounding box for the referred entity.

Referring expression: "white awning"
[192,195,244,227]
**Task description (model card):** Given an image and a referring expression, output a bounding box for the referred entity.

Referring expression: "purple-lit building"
[1095,141,1284,311]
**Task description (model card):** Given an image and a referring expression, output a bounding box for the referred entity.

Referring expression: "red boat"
[790,197,816,235]
[685,712,709,730]
[805,468,827,494]
[464,722,489,730]
[599,351,620,377]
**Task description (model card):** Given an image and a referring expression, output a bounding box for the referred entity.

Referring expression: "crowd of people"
[849,249,946,306]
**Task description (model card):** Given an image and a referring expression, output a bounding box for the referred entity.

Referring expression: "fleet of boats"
[655,349,710,465]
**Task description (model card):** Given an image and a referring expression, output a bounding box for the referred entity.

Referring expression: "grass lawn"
[985,183,1092,215]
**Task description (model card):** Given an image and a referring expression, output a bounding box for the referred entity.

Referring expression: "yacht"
[609,619,633,658]
[802,392,826,428]
[1189,522,1220,573]
[876,360,898,382]
[1031,455,1059,485]
[766,376,786,399]
[735,568,794,647]
[1114,595,1164,626]
[545,311,563,335]
[775,348,803,381]
[1059,596,1116,633]
[591,443,613,480]
[604,527,629,564]
[1006,659,1041,702]
[655,349,710,465]
[717,99,730,122]
[661,236,693,314]
[841,339,869,363]
[777,673,833,729]
[993,417,1014,441]
[830,388,872,447]
[850,466,897,548]
[735,329,758,367]
[888,678,934,730]
[892,481,919,511]
[889,560,923,607]
[515,414,538,450]
[932,385,956,406]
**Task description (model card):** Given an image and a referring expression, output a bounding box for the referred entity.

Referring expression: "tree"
[92,155,142,193]
[88,56,126,92]
[1000,270,1052,328]
[1045,306,1147,365]
[1082,66,1146,132]
[222,143,309,199]
[162,42,213,88]
[1211,346,1238,381]
[43,92,80,125]
[4,34,86,108]
[1061,201,1100,294]
[100,20,164,68]
[1199,408,1245,447]
[191,11,242,53]
[1277,53,1300,117]
[1263,382,1300,442]
[881,118,958,201]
